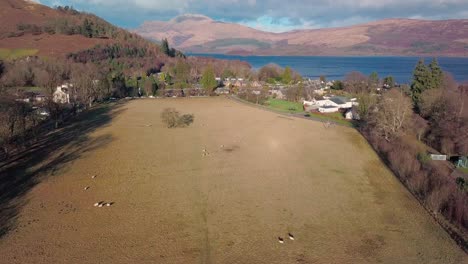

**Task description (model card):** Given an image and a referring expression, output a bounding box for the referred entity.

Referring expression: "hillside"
[135,15,468,56]
[0,0,116,57]
[0,0,172,61]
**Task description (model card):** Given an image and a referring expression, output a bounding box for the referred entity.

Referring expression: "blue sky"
[37,0,468,32]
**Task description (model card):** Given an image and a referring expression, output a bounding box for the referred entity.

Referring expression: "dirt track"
[0,97,465,263]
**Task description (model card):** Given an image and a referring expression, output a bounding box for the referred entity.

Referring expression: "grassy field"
[265,98,304,113]
[264,98,353,126]
[0,48,38,60]
[0,97,464,264]
[307,112,353,126]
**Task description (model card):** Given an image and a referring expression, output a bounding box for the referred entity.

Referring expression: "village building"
[303,96,358,113]
[345,108,360,120]
[215,87,230,95]
[251,81,263,88]
[269,88,286,99]
[53,83,71,104]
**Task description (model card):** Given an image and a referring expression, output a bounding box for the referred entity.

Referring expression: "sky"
[36,0,468,32]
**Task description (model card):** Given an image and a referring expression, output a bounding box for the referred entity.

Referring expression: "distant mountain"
[134,15,468,56]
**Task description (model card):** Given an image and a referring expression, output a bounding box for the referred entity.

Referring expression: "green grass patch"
[307,112,353,127]
[458,167,468,174]
[22,86,45,93]
[5,86,46,94]
[264,98,304,113]
[0,48,39,60]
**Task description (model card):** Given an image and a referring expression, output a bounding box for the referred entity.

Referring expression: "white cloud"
[40,0,468,30]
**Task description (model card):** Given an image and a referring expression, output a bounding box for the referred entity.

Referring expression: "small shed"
[456,156,468,168]
[430,154,447,161]
[345,108,361,120]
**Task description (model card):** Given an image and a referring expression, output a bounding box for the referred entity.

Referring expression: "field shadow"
[0,102,126,239]
[222,145,240,152]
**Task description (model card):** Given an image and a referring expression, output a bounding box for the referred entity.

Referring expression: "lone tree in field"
[200,66,217,92]
[161,108,194,128]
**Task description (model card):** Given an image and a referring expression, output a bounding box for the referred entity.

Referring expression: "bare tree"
[369,89,413,141]
[344,71,369,94]
[71,63,100,108]
[2,60,34,89]
[34,60,68,128]
[257,63,282,81]
[303,82,320,101]
[411,114,429,141]
[356,93,377,121]
[419,88,444,118]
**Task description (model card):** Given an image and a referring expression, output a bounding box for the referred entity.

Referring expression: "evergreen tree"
[161,39,170,56]
[429,58,443,90]
[331,80,344,90]
[383,76,395,88]
[410,59,430,106]
[200,67,217,92]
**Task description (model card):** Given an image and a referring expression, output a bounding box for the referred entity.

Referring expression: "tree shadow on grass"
[0,102,127,239]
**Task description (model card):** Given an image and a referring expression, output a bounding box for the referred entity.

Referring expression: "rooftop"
[330,96,350,105]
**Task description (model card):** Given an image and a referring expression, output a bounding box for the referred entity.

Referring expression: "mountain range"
[134,14,468,56]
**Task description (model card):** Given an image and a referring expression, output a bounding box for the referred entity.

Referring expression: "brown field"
[0,97,465,264]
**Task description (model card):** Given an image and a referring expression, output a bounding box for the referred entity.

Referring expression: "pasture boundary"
[229,94,467,253]
[227,95,354,127]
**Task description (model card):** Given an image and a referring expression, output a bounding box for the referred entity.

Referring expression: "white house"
[53,83,71,104]
[303,96,358,113]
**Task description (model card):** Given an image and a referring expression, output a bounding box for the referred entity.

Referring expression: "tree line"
[347,59,468,240]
